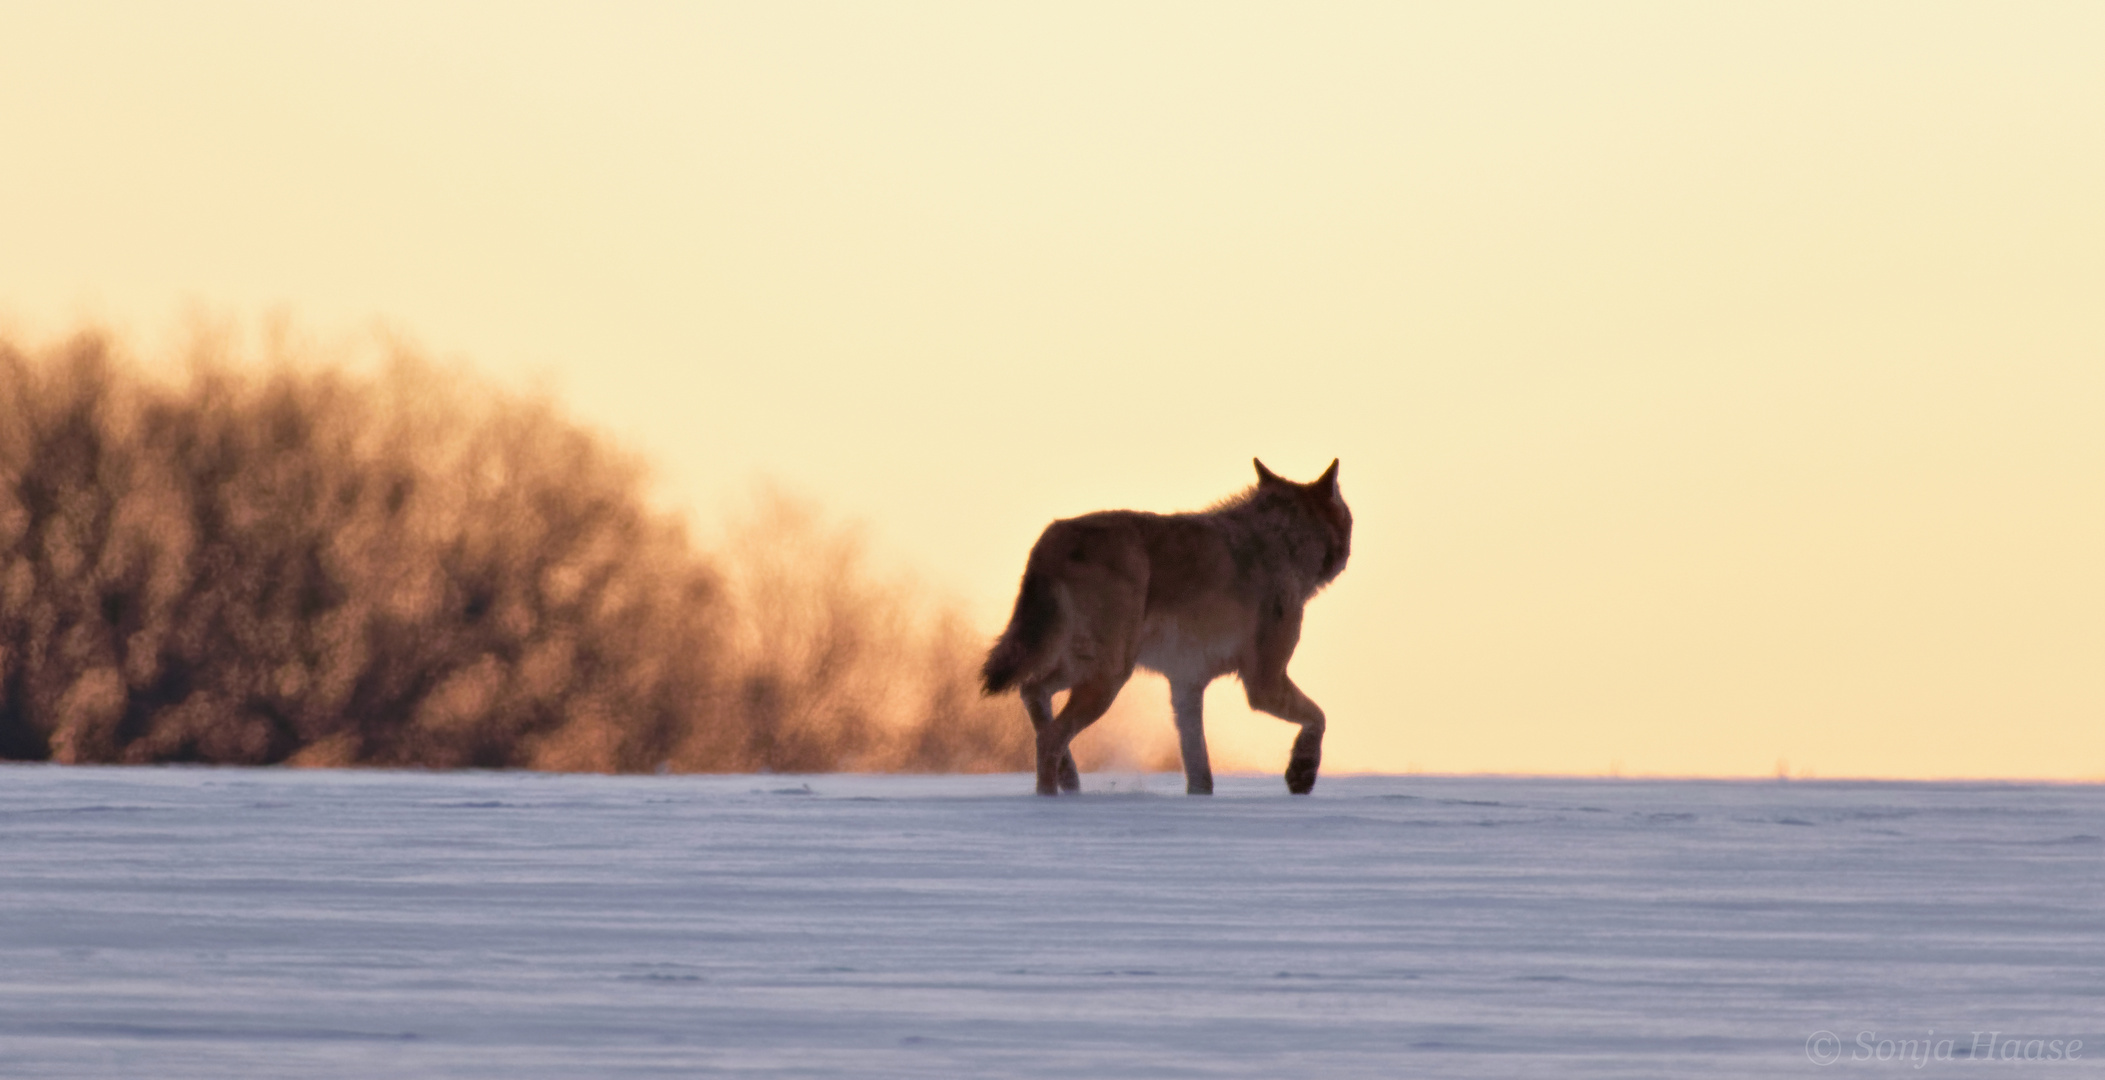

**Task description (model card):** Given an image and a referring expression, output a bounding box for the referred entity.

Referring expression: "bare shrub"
[0,328,1094,775]
[698,490,1035,774]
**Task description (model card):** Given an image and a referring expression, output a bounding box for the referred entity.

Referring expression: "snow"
[2,766,2101,1078]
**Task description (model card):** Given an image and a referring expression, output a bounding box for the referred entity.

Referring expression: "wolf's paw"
[1284,757,1318,795]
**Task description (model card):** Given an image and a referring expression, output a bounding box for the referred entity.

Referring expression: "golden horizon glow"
[3,3,2100,778]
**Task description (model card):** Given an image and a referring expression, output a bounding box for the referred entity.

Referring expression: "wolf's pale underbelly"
[1133,610,1246,683]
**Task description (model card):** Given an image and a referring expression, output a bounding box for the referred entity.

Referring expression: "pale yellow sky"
[3,2,2100,777]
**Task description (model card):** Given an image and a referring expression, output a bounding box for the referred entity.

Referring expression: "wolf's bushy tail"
[980,570,1059,695]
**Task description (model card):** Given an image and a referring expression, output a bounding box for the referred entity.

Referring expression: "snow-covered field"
[2,766,2100,1078]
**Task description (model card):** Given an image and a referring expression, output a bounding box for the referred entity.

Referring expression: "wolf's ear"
[1254,458,1283,485]
[1317,458,1340,498]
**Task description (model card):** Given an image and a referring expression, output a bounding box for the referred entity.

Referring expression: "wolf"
[981,459,1352,796]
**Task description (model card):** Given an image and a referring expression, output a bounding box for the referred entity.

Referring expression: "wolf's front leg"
[1246,675,1326,795]
[1284,721,1322,795]
[1170,680,1213,795]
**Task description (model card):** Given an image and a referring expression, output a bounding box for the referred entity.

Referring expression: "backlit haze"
[3,3,2100,778]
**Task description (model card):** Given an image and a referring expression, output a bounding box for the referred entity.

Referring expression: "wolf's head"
[1254,458,1352,585]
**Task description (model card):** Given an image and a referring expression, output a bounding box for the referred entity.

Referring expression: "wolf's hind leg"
[1246,675,1326,795]
[1170,680,1213,795]
[1024,683,1082,794]
[1035,676,1122,796]
[1020,684,1072,794]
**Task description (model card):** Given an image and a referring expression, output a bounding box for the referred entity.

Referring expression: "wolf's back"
[980,568,1060,695]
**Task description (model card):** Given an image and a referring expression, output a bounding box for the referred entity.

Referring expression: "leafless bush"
[689,490,1035,773]
[0,328,1092,774]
